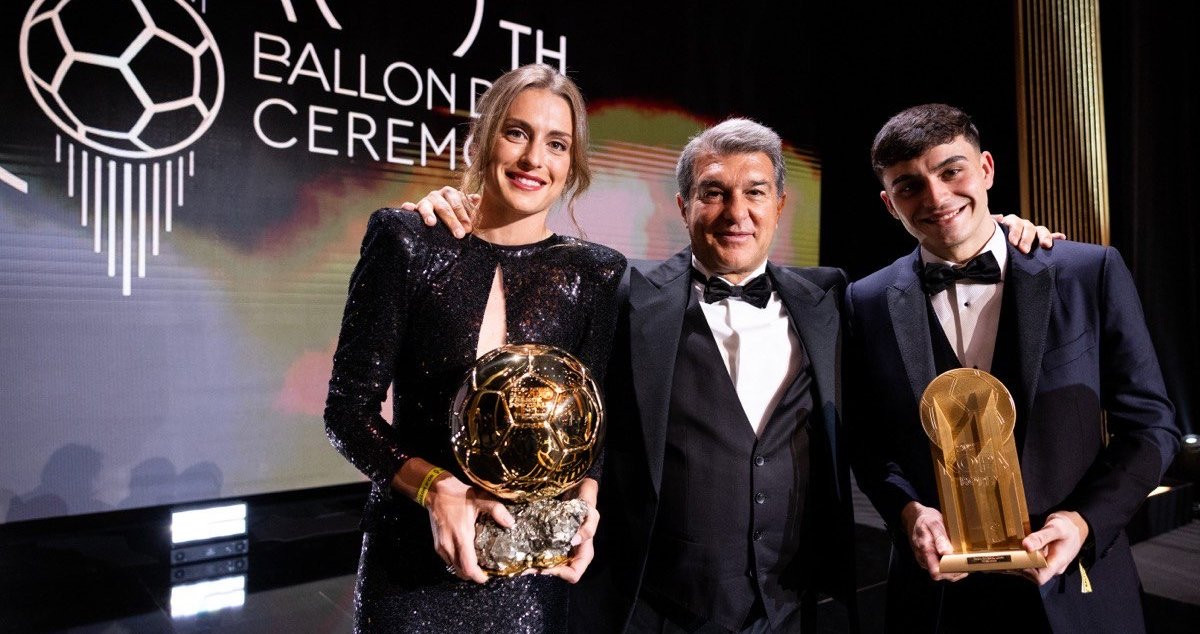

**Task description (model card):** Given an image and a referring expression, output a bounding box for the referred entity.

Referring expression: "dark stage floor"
[1,483,1196,633]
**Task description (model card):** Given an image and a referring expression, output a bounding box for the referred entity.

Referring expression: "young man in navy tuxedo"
[846,103,1179,632]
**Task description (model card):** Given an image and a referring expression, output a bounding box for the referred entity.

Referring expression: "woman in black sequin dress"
[324,65,625,633]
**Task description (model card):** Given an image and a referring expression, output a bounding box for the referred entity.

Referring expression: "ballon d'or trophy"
[450,344,604,576]
[920,368,1047,573]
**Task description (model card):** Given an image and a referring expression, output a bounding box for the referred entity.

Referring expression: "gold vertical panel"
[1015,0,1110,245]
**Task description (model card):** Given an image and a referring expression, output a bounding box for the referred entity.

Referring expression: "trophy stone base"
[940,549,1048,573]
[475,498,589,577]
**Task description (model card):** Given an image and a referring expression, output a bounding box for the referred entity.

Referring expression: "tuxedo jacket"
[572,247,856,633]
[845,240,1179,632]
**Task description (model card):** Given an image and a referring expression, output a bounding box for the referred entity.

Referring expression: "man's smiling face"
[879,135,996,263]
[678,151,785,284]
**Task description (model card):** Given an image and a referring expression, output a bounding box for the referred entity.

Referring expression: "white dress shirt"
[921,222,1008,372]
[691,256,800,436]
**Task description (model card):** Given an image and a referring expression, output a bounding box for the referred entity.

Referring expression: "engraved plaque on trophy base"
[940,549,1046,573]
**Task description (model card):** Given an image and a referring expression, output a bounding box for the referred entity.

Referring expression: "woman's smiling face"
[483,88,574,219]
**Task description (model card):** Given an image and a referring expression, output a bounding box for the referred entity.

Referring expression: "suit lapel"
[769,262,843,498]
[1006,245,1053,423]
[888,250,938,406]
[629,249,692,495]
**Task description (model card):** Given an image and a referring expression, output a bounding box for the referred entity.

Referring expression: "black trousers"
[627,594,803,634]
[938,573,1051,633]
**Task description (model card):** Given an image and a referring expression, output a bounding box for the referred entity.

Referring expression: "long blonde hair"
[462,65,591,229]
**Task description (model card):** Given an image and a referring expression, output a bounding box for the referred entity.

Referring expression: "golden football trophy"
[449,344,604,576]
[920,368,1047,572]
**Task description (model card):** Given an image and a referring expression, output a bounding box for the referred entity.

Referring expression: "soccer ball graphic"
[19,0,224,159]
[450,344,604,503]
[919,368,1016,476]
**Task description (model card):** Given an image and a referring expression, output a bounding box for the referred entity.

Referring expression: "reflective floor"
[49,575,356,634]
[0,485,364,633]
[1,483,1196,633]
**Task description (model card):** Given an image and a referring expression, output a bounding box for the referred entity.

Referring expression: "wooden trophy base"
[940,549,1048,573]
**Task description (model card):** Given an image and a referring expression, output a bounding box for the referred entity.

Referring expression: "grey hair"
[675,117,786,199]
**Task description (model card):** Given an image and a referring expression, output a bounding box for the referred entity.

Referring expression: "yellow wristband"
[415,467,446,508]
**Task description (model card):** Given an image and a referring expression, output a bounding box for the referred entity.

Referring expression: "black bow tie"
[920,250,1002,295]
[697,271,773,308]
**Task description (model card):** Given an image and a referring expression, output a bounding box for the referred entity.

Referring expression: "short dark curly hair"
[870,103,980,181]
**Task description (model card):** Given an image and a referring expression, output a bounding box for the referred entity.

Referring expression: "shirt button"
[753,530,764,541]
[754,492,766,504]
[754,455,766,467]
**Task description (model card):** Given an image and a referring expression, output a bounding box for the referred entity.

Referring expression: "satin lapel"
[1006,246,1053,422]
[629,252,692,496]
[888,250,937,406]
[769,263,842,497]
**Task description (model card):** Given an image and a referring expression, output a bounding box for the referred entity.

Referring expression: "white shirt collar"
[687,254,795,437]
[690,255,769,285]
[919,221,1008,280]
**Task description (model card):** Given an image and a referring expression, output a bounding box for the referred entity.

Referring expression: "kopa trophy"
[449,343,604,576]
[919,368,1047,573]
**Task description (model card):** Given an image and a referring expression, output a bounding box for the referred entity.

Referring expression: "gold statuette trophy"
[450,344,604,576]
[919,368,1047,573]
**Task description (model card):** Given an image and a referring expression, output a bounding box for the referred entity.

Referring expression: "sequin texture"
[325,209,625,632]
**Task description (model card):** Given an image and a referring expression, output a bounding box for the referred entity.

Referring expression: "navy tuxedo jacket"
[845,240,1178,632]
[572,248,856,633]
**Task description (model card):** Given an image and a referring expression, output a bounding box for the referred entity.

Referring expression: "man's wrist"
[1061,510,1090,542]
[900,500,924,531]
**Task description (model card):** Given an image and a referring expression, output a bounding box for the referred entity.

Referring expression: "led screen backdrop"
[0,0,821,523]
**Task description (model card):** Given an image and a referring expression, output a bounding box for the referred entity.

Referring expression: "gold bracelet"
[415,467,446,508]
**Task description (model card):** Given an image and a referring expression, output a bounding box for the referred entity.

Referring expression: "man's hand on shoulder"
[400,186,479,239]
[995,213,1066,253]
[901,500,968,582]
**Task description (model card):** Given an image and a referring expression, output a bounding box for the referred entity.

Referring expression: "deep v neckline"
[475,264,507,358]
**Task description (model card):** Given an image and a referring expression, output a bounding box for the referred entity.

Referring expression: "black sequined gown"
[325,209,625,633]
